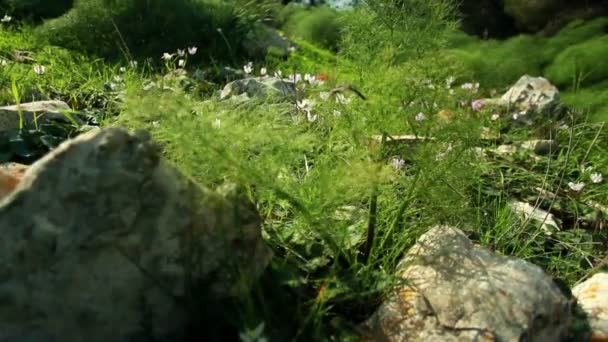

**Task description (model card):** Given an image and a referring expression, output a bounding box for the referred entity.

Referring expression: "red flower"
[316,74,329,81]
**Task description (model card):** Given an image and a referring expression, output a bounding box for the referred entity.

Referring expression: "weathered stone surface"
[572,272,608,341]
[0,127,272,341]
[483,75,561,124]
[363,225,571,341]
[520,139,558,155]
[0,162,28,201]
[0,100,85,131]
[501,75,560,113]
[219,76,297,102]
[509,200,560,235]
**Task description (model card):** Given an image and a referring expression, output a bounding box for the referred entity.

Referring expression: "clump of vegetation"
[443,16,608,121]
[282,5,344,51]
[34,0,271,64]
[545,36,608,88]
[0,0,74,22]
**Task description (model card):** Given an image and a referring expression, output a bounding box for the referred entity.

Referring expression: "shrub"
[34,0,266,64]
[542,17,608,61]
[544,35,608,88]
[283,6,343,52]
[443,34,545,89]
[561,81,608,122]
[0,0,74,22]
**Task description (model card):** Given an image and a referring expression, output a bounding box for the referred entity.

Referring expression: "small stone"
[572,272,608,341]
[520,139,558,155]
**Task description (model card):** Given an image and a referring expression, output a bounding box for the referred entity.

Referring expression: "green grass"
[0,6,607,340]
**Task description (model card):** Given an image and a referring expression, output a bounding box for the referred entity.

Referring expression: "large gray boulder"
[0,127,272,341]
[363,225,572,341]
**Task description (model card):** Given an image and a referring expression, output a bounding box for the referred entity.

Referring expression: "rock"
[219,76,297,102]
[0,127,272,341]
[572,272,608,341]
[509,200,561,235]
[520,139,558,156]
[494,144,519,155]
[363,225,571,341]
[483,75,561,124]
[502,75,560,113]
[486,140,557,157]
[0,100,85,131]
[0,162,28,201]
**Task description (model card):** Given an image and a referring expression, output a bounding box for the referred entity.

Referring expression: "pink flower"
[471,99,484,111]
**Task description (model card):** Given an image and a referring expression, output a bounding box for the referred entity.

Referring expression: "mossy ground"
[0,4,606,340]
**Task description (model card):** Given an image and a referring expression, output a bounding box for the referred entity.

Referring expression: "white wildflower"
[319,92,331,101]
[162,52,174,61]
[306,111,317,122]
[568,182,585,192]
[590,173,603,184]
[243,62,253,74]
[1,14,11,23]
[0,58,7,66]
[333,109,342,117]
[177,49,185,57]
[391,157,405,171]
[335,93,351,105]
[119,67,126,73]
[187,46,198,55]
[33,65,46,75]
[415,112,426,122]
[491,113,500,121]
[297,98,315,111]
[287,73,302,83]
[178,59,185,67]
[461,82,480,93]
[212,118,221,129]
[129,60,138,68]
[435,143,453,161]
[446,76,455,88]
[260,67,267,76]
[274,69,282,78]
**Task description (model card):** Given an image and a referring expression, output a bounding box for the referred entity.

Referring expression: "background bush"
[0,0,74,22]
[282,5,343,52]
[34,0,268,64]
[544,35,608,88]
